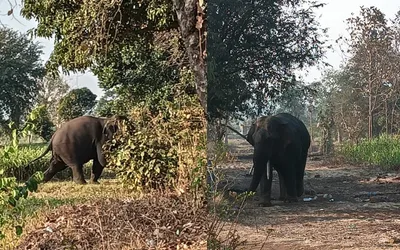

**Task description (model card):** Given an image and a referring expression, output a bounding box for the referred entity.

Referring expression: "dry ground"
[216,138,400,250]
[4,180,209,250]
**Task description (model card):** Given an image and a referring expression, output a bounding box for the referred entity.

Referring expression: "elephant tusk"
[266,161,271,180]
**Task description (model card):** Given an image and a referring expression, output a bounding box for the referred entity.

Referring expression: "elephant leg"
[43,160,67,183]
[70,164,87,184]
[258,161,273,207]
[90,160,104,184]
[296,153,308,197]
[280,166,298,203]
[277,170,287,201]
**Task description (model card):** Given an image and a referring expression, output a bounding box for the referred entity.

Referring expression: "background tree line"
[313,7,400,154]
[0,26,100,142]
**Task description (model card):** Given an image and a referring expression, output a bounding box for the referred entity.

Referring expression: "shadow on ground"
[213,139,400,250]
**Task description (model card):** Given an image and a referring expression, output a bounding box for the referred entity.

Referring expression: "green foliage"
[104,80,206,201]
[338,134,400,169]
[0,27,45,129]
[37,74,70,125]
[0,152,44,239]
[21,0,177,73]
[94,90,119,117]
[24,105,55,141]
[106,108,179,191]
[274,84,316,120]
[1,121,49,180]
[91,36,182,112]
[57,87,97,121]
[314,7,400,144]
[0,144,49,181]
[207,0,328,119]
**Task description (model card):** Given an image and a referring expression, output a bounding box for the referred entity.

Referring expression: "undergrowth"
[0,144,49,181]
[206,138,249,249]
[104,83,207,207]
[338,134,400,169]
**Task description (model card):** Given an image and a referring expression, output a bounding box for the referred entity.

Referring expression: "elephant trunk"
[248,146,271,192]
[248,163,265,192]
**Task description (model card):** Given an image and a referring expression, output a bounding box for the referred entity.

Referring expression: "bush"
[104,85,206,205]
[0,144,49,181]
[338,134,400,169]
[24,105,56,141]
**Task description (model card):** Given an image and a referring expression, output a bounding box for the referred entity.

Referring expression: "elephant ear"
[278,121,292,149]
[246,122,257,146]
[102,120,117,140]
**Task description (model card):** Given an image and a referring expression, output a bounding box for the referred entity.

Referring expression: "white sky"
[303,0,400,82]
[0,0,399,97]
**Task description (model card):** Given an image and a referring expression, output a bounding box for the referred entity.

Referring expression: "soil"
[216,138,400,250]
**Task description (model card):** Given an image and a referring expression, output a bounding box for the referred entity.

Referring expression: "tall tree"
[21,0,207,111]
[345,6,396,139]
[57,87,97,122]
[36,74,70,123]
[0,27,45,130]
[207,0,327,119]
[172,0,207,110]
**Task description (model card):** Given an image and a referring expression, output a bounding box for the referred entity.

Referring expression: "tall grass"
[338,134,400,169]
[0,144,49,181]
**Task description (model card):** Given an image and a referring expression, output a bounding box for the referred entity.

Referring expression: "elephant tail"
[26,139,53,167]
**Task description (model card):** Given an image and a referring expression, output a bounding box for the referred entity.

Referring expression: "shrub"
[338,134,400,169]
[24,105,56,141]
[0,144,49,181]
[104,84,206,206]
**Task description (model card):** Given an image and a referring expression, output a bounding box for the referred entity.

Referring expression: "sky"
[0,0,104,99]
[0,0,399,97]
[303,0,400,82]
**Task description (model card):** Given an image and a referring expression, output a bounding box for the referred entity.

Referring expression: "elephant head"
[246,116,293,192]
[102,115,128,142]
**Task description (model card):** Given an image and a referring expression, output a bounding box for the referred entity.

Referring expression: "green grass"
[338,134,400,169]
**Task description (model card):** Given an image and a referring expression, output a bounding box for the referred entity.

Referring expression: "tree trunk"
[368,72,373,139]
[309,108,313,142]
[224,116,229,145]
[385,98,389,134]
[390,98,397,134]
[172,0,207,112]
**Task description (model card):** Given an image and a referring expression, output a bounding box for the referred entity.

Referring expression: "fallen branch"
[224,124,248,141]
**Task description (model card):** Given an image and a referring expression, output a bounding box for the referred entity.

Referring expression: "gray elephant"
[246,113,310,207]
[27,115,127,184]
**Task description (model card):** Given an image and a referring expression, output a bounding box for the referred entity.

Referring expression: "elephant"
[245,113,310,207]
[26,115,127,184]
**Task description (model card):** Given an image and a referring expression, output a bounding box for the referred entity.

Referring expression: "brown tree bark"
[172,0,207,113]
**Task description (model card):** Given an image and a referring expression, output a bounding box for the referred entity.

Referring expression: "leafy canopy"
[0,27,45,128]
[207,0,328,119]
[21,0,178,74]
[57,87,97,121]
[24,105,56,141]
[36,74,70,124]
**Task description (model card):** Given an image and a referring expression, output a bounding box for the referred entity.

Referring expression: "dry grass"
[1,180,210,250]
[15,192,209,250]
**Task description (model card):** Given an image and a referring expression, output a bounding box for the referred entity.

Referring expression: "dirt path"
[217,139,400,250]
